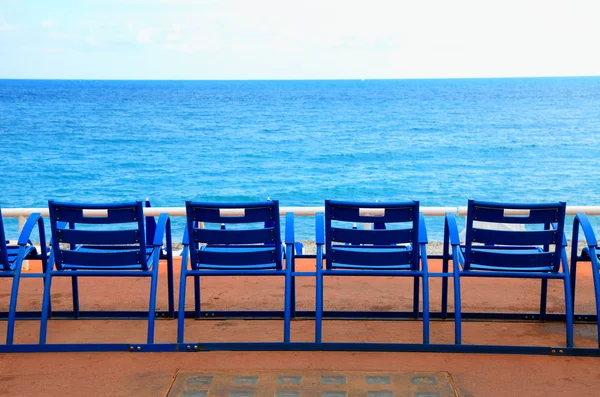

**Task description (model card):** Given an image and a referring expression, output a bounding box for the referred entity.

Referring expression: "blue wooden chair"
[0,208,47,344]
[177,200,295,343]
[315,200,430,343]
[444,200,573,347]
[39,200,173,344]
[570,213,600,347]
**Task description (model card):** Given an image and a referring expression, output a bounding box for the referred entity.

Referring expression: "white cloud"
[0,19,24,31]
[165,32,181,41]
[163,36,219,53]
[84,36,103,47]
[137,28,154,44]
[40,20,57,28]
[47,31,70,39]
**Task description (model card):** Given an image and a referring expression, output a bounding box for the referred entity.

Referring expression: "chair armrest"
[152,213,171,247]
[181,225,189,246]
[418,213,428,245]
[573,213,598,248]
[445,212,461,246]
[315,212,324,245]
[17,213,45,246]
[285,212,295,245]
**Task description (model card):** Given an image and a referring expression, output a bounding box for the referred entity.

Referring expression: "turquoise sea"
[1,77,599,240]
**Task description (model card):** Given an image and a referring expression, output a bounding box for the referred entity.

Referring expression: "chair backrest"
[464,200,566,272]
[0,208,10,270]
[144,199,157,246]
[48,200,148,270]
[185,200,283,270]
[325,200,420,270]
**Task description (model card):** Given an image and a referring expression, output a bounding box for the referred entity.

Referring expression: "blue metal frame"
[0,341,599,356]
[177,200,295,343]
[315,200,430,344]
[0,208,48,344]
[570,213,600,347]
[39,200,173,344]
[443,200,574,347]
[145,199,175,318]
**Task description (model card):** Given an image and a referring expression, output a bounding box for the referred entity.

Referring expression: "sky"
[0,0,599,80]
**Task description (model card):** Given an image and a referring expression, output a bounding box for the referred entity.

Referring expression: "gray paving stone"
[233,376,259,385]
[229,391,255,397]
[277,376,302,385]
[187,375,214,385]
[181,391,208,397]
[321,375,346,385]
[366,376,391,385]
[410,376,437,385]
[275,392,301,397]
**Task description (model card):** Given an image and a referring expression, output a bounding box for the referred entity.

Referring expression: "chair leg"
[194,275,201,318]
[570,256,578,312]
[563,275,574,348]
[147,266,159,344]
[71,273,80,319]
[441,226,450,319]
[39,272,54,344]
[177,271,188,344]
[167,259,175,318]
[594,272,600,349]
[166,232,175,318]
[422,266,430,345]
[412,276,420,319]
[315,270,323,343]
[422,275,430,344]
[452,263,462,345]
[590,252,600,348]
[561,250,574,348]
[290,274,297,318]
[6,264,25,345]
[284,272,291,343]
[539,278,548,321]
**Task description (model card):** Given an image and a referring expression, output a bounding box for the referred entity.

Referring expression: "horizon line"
[1,74,600,82]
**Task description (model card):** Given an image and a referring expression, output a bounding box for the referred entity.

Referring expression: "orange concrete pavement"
[0,258,599,396]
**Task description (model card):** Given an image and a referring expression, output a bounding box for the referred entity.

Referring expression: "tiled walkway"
[167,371,456,397]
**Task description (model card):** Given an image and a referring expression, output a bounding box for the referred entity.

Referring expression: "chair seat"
[3,245,37,271]
[193,246,279,270]
[581,247,600,261]
[60,246,159,271]
[329,245,414,270]
[461,246,555,272]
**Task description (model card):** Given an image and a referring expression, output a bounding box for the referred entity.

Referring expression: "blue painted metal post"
[452,245,462,345]
[315,212,324,343]
[562,249,574,348]
[6,248,26,344]
[441,217,450,319]
[146,262,159,344]
[177,248,188,343]
[421,244,430,344]
[166,220,175,318]
[71,272,80,319]
[592,247,600,348]
[39,269,54,344]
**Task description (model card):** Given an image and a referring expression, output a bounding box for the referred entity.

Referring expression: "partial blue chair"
[0,208,47,344]
[315,200,430,343]
[39,200,173,344]
[570,213,600,347]
[444,200,573,347]
[178,200,295,343]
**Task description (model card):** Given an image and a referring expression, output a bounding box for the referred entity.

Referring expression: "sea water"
[1,77,599,240]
